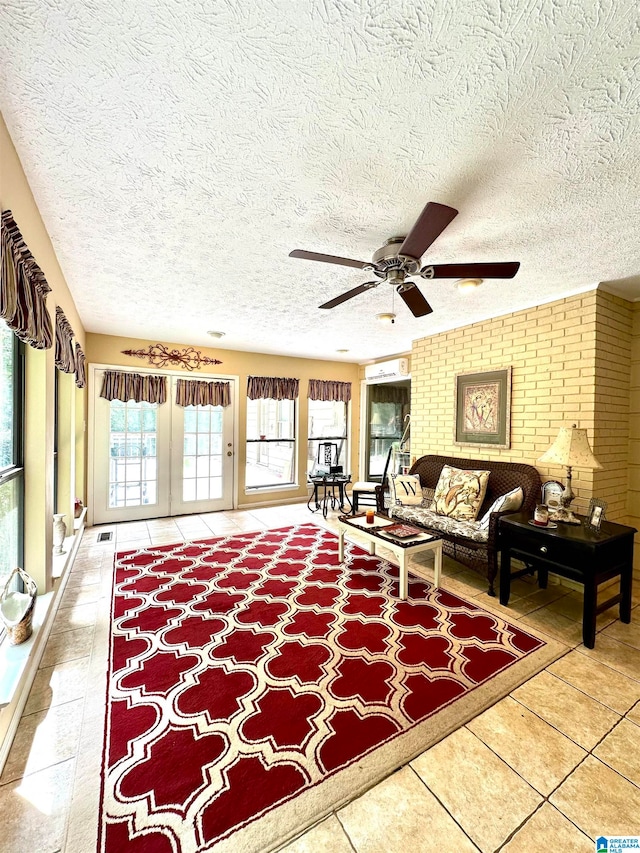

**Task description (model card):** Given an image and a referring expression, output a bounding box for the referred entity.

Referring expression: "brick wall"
[627,302,640,534]
[410,289,632,523]
[592,290,632,520]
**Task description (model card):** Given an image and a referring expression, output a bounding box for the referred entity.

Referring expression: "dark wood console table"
[499,511,635,648]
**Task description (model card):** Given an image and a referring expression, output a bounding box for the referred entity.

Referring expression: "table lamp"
[537,424,602,524]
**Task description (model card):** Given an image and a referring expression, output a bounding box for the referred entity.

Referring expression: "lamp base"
[548,507,581,525]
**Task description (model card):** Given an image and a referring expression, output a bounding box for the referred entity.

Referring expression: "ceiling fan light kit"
[456,278,483,292]
[376,312,396,324]
[289,201,520,318]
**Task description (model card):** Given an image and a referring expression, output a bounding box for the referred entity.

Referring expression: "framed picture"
[542,480,564,510]
[586,498,607,531]
[454,367,512,449]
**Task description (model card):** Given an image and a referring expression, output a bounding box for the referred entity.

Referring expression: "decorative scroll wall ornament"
[121,344,222,371]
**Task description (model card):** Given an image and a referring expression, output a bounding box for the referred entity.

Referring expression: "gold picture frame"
[454,367,512,449]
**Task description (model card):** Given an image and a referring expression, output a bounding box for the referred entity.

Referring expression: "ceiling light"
[455,278,483,292]
[207,330,225,339]
[336,348,349,353]
[376,312,396,324]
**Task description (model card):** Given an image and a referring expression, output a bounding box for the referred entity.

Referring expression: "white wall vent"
[364,358,409,381]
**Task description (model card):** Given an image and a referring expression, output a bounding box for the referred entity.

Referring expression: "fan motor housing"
[372,237,421,275]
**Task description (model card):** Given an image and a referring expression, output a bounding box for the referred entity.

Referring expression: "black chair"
[351,445,394,513]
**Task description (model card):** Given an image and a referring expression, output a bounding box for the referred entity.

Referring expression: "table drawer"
[501,526,632,571]
[501,529,581,566]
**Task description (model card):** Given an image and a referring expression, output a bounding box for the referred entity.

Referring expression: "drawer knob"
[540,546,548,554]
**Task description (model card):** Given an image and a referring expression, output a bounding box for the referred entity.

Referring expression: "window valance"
[100,370,167,404]
[74,344,86,389]
[1,210,53,350]
[247,376,299,401]
[308,379,351,403]
[55,307,76,374]
[369,384,409,405]
[176,379,231,408]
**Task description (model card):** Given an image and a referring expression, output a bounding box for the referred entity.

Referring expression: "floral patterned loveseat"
[375,454,541,595]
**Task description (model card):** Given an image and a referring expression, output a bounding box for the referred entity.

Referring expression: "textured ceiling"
[1,0,639,363]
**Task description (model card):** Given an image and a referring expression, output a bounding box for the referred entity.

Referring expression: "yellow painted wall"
[85,333,361,508]
[1,112,87,589]
[410,289,632,524]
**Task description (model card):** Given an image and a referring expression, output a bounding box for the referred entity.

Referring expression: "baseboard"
[239,496,309,510]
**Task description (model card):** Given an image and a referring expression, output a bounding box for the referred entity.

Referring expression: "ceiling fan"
[289,201,520,317]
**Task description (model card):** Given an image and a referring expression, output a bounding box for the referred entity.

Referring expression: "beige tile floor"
[1,501,640,852]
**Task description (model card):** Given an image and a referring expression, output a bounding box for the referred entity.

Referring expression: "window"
[53,369,59,513]
[0,323,24,603]
[246,398,296,488]
[307,399,348,477]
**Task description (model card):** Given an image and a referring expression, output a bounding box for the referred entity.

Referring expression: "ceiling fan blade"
[289,249,370,270]
[424,262,520,279]
[399,202,459,260]
[397,283,433,317]
[319,281,379,309]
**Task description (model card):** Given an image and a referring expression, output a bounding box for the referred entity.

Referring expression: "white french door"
[169,399,233,516]
[91,370,235,524]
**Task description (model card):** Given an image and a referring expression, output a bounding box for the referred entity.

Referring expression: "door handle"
[227,451,233,456]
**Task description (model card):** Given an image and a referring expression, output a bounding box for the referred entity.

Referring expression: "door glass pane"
[182,405,225,502]
[209,476,222,499]
[367,388,409,480]
[109,400,159,508]
[127,408,141,431]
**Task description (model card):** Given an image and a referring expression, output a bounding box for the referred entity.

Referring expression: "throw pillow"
[430,465,490,521]
[477,486,524,530]
[390,473,423,506]
[422,486,435,504]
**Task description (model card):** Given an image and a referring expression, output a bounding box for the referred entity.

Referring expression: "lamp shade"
[537,426,602,469]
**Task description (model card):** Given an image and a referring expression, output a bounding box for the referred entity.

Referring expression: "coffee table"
[337,514,442,600]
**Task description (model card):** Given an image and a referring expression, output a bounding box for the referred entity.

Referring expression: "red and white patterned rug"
[98,523,561,853]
